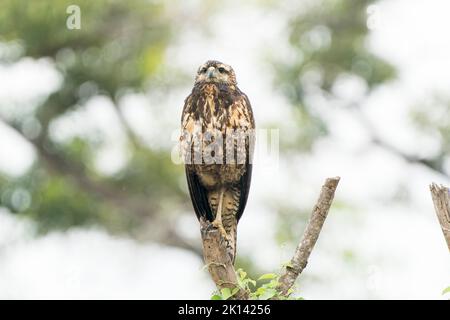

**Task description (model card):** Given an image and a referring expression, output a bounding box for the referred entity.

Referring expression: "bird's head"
[195,60,236,86]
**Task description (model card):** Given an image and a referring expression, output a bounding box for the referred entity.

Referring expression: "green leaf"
[255,287,266,296]
[201,264,209,271]
[267,279,280,288]
[211,294,223,300]
[442,287,450,295]
[258,288,277,300]
[236,268,247,280]
[220,288,233,300]
[258,273,278,281]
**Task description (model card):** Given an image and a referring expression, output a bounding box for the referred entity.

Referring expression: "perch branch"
[429,183,450,251]
[200,218,249,300]
[277,176,340,296]
[199,177,339,299]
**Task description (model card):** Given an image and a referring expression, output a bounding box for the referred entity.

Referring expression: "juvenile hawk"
[180,60,255,264]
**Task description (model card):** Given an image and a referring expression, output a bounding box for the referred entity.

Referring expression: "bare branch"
[199,177,340,299]
[110,102,144,150]
[159,224,202,256]
[200,218,249,300]
[353,107,449,178]
[372,138,447,177]
[277,177,340,296]
[429,183,450,251]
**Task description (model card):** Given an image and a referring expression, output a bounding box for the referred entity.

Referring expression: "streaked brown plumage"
[180,60,255,264]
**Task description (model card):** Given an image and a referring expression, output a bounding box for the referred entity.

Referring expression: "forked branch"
[200,176,340,299]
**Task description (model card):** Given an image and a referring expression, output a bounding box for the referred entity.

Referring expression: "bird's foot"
[211,219,228,240]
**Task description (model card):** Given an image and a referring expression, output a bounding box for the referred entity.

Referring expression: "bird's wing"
[181,94,215,222]
[181,89,255,223]
[231,93,255,222]
[236,162,252,221]
[185,166,214,222]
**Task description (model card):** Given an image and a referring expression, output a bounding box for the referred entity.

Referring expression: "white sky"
[0,0,449,299]
[0,209,213,299]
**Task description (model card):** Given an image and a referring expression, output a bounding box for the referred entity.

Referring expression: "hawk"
[180,60,255,264]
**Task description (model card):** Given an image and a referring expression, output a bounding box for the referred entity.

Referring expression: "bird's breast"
[197,84,226,131]
[196,164,246,188]
[181,83,252,182]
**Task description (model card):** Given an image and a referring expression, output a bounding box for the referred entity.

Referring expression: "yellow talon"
[212,219,228,239]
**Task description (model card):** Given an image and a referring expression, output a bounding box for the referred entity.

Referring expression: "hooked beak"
[206,67,216,80]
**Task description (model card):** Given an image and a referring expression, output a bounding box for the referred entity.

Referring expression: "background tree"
[0,0,447,299]
[0,0,395,273]
[0,0,204,251]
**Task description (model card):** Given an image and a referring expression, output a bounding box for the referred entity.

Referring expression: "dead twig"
[277,177,340,296]
[429,183,450,251]
[200,177,340,299]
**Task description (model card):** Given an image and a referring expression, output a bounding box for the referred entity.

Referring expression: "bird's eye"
[200,67,207,73]
[218,67,226,73]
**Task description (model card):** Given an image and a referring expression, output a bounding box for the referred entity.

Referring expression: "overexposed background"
[0,0,449,299]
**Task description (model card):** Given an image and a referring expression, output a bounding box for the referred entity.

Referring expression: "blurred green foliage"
[5,0,449,300]
[211,269,302,300]
[0,0,397,258]
[408,94,450,175]
[272,0,395,150]
[413,95,450,153]
[269,0,396,246]
[0,0,187,237]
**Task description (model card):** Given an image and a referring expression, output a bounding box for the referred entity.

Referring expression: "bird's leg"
[212,187,228,239]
